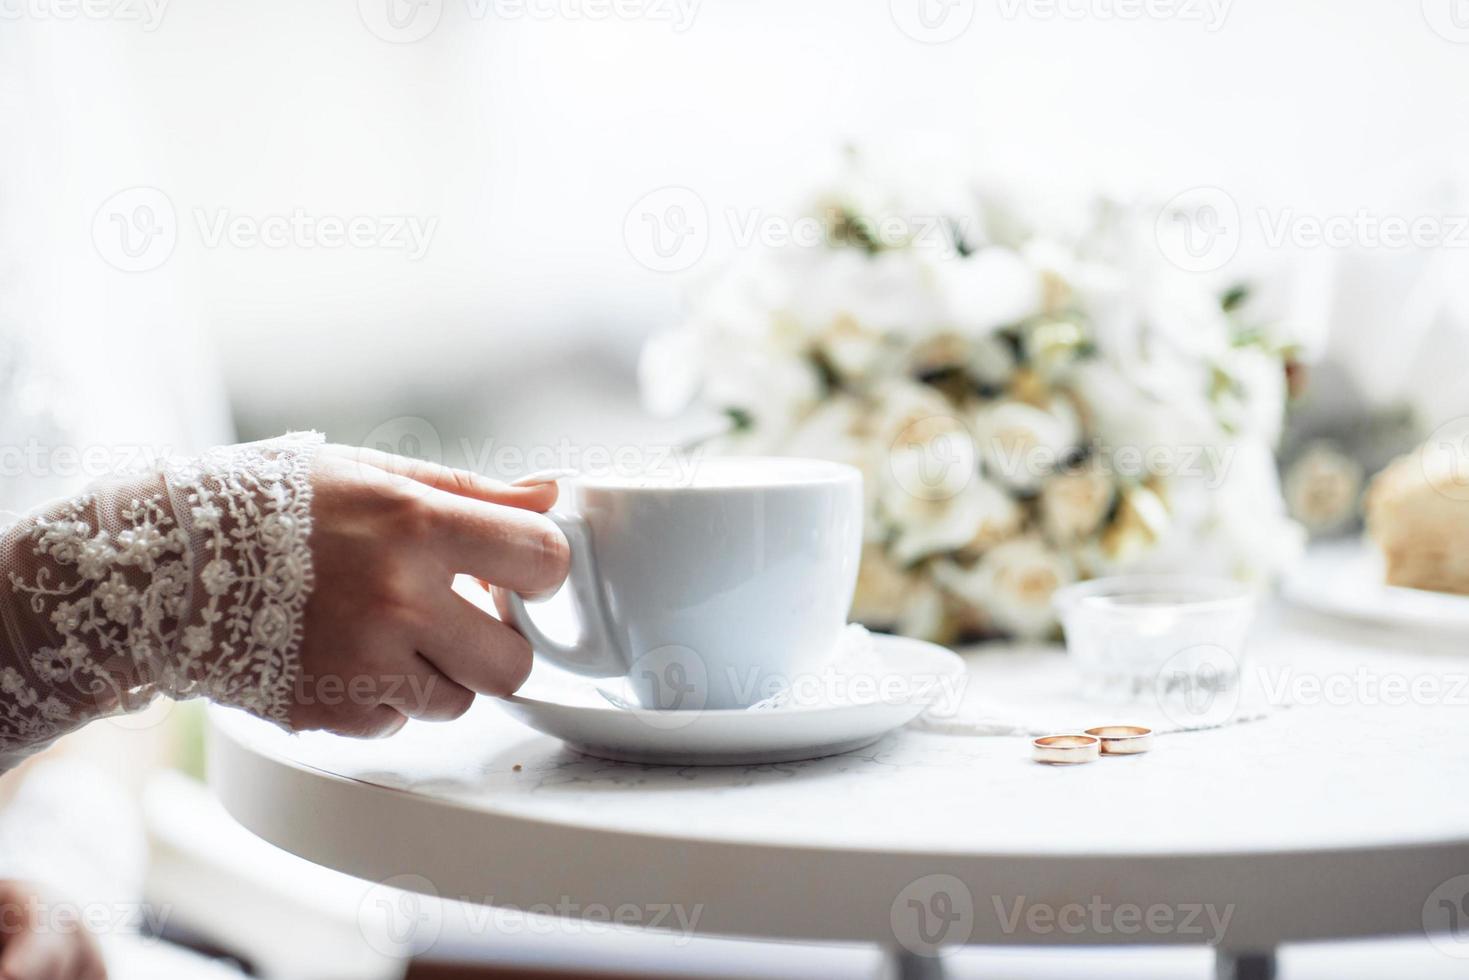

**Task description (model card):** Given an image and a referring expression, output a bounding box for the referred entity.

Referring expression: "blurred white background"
[10,0,1469,456]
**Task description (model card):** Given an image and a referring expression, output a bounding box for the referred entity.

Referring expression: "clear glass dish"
[1053,575,1257,706]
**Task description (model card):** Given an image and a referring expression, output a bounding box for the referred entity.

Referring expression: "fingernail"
[512,469,579,487]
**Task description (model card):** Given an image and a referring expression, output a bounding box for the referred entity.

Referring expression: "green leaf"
[724,407,755,433]
[1221,284,1250,312]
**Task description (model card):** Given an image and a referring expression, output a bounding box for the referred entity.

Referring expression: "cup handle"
[501,511,625,677]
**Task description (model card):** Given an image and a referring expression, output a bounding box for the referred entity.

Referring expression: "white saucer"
[495,634,965,766]
[1281,540,1469,635]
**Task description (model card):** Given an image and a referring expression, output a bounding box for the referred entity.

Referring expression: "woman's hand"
[0,435,565,762]
[0,880,106,980]
[290,446,570,738]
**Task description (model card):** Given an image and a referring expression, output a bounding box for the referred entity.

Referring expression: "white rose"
[817,315,889,386]
[851,544,926,628]
[1283,443,1363,534]
[884,475,1022,566]
[873,382,1022,562]
[935,538,1074,640]
[935,246,1041,337]
[780,397,886,540]
[972,398,1080,493]
[898,577,948,642]
[1135,272,1235,362]
[785,248,940,342]
[1116,442,1301,584]
[703,351,822,448]
[872,379,964,449]
[968,333,1017,389]
[1040,468,1115,543]
[1020,238,1082,315]
[1070,361,1213,455]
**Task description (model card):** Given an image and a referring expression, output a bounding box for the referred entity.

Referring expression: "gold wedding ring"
[1031,734,1101,765]
[1084,725,1155,755]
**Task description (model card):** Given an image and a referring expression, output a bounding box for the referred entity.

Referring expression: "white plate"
[495,634,965,765]
[1281,540,1469,634]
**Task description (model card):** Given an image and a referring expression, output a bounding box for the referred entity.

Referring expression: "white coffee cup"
[503,457,863,710]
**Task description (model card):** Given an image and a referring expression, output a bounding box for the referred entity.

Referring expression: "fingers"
[0,930,52,980]
[390,654,476,722]
[339,446,560,512]
[312,704,409,740]
[0,926,102,980]
[420,491,571,595]
[416,590,534,698]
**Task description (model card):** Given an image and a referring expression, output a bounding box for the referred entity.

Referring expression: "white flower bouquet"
[642,155,1305,643]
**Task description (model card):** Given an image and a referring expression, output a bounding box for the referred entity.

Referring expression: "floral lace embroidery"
[0,433,321,757]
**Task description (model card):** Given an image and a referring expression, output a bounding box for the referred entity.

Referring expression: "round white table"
[207,607,1469,980]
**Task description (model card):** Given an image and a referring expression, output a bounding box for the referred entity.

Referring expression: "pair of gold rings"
[1031,726,1154,765]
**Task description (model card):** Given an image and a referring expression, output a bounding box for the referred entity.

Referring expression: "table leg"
[1215,949,1277,980]
[882,948,946,980]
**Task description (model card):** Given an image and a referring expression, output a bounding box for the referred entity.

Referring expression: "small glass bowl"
[1053,575,1257,703]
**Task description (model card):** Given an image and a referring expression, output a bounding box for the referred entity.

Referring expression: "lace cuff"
[0,433,322,763]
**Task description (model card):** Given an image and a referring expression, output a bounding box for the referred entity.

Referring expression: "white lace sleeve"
[0,433,322,766]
